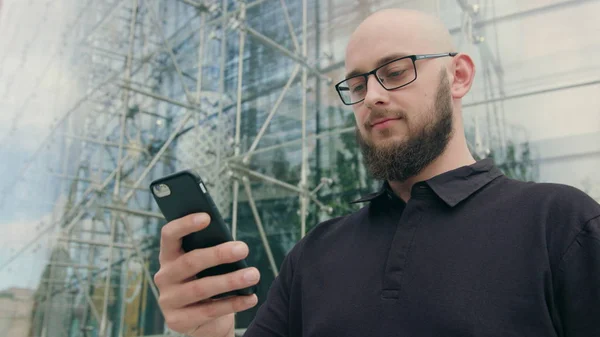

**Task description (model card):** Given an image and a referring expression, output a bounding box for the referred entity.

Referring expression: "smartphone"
[150,170,256,299]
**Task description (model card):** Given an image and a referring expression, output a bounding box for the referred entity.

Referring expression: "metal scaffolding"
[0,0,598,336]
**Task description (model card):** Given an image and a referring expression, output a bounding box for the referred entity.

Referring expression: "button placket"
[381,200,424,299]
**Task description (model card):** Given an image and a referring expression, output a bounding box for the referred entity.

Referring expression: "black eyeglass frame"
[334,52,458,105]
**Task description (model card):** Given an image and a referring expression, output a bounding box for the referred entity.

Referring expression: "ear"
[449,53,475,99]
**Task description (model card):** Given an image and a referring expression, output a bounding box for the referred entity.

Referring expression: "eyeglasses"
[334,53,458,105]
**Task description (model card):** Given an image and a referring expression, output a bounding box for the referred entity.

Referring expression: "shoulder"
[500,178,600,224]
[496,178,600,264]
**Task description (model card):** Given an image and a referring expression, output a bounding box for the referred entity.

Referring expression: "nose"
[363,74,389,108]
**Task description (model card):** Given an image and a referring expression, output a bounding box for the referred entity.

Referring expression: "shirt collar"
[349,158,504,207]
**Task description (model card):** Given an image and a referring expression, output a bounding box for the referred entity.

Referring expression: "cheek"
[353,107,368,129]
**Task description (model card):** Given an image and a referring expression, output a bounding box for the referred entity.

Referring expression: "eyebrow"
[344,53,410,79]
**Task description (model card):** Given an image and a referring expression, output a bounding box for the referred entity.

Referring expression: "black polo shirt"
[244,159,600,337]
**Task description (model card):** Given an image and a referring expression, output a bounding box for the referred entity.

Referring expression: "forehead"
[344,20,429,75]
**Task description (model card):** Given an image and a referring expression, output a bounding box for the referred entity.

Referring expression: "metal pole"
[72,262,102,324]
[279,0,300,52]
[98,217,118,337]
[231,164,303,194]
[448,0,599,35]
[232,2,247,239]
[57,237,136,249]
[41,250,57,337]
[234,4,246,153]
[52,173,147,192]
[216,0,228,180]
[101,1,138,334]
[117,252,131,337]
[243,25,329,82]
[101,204,164,219]
[119,215,161,303]
[232,179,240,240]
[464,79,600,108]
[196,12,207,104]
[228,126,355,161]
[242,178,278,278]
[178,0,206,9]
[123,111,194,202]
[146,2,196,104]
[63,153,133,233]
[48,262,99,270]
[118,83,202,112]
[61,134,148,153]
[299,0,309,237]
[242,64,301,164]
[205,0,268,26]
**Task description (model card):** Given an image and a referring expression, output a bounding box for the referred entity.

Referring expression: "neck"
[388,132,475,202]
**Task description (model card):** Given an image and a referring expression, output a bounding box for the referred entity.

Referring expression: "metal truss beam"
[449,0,600,34]
[243,25,330,82]
[57,236,135,249]
[101,204,164,219]
[464,78,600,108]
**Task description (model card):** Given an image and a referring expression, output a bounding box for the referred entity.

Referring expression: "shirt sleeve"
[555,215,600,337]
[242,244,299,337]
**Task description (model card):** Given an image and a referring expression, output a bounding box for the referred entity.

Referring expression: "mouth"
[370,117,401,129]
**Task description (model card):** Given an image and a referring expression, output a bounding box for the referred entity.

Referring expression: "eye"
[351,84,365,93]
[387,70,405,77]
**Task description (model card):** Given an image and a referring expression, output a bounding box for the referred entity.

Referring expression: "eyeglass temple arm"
[415,52,458,60]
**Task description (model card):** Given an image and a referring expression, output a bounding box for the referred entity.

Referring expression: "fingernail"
[193,214,207,226]
[243,269,259,282]
[245,295,257,305]
[232,243,247,257]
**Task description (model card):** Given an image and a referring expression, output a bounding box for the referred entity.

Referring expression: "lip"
[370,118,401,128]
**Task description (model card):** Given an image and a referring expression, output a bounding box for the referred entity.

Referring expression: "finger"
[161,267,260,309]
[164,295,257,333]
[159,213,211,264]
[165,241,250,283]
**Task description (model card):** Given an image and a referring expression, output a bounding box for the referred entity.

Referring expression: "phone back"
[150,171,253,296]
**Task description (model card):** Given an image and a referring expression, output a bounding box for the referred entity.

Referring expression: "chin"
[371,135,407,150]
[370,130,408,144]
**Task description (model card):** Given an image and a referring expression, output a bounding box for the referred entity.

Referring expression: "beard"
[356,70,454,182]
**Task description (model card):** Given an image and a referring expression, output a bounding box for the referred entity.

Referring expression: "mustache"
[364,109,407,129]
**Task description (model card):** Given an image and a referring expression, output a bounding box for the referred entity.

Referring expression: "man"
[153,8,600,337]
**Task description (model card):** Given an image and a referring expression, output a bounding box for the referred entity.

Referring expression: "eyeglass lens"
[337,57,415,104]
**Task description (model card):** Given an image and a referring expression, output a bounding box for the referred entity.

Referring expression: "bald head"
[348,9,455,58]
[345,9,456,79]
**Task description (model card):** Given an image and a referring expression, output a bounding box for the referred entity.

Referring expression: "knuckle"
[161,225,174,241]
[232,297,247,312]
[191,280,208,300]
[229,272,242,289]
[200,303,219,319]
[181,252,197,271]
[215,244,230,263]
[153,270,165,287]
[157,294,169,309]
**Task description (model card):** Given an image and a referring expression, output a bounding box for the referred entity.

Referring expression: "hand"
[154,213,261,337]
